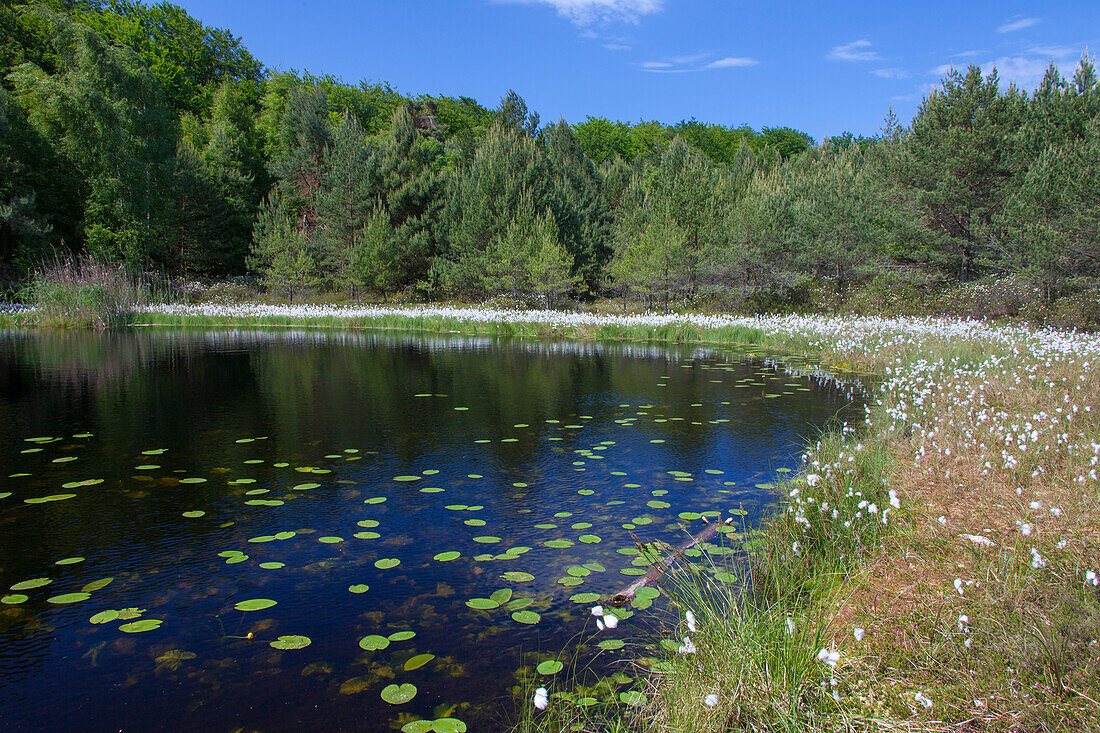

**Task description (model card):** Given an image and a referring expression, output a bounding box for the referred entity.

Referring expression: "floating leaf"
[544,539,574,549]
[501,571,534,583]
[393,476,421,482]
[182,510,205,518]
[55,557,85,566]
[259,562,285,570]
[359,635,390,651]
[714,572,737,584]
[270,635,311,650]
[375,558,400,570]
[511,610,541,624]
[134,465,160,470]
[119,619,162,633]
[570,592,600,603]
[234,598,276,612]
[25,494,76,504]
[1,594,28,604]
[433,551,460,562]
[61,479,103,489]
[404,653,435,671]
[52,456,78,463]
[357,519,380,528]
[578,534,602,544]
[226,554,250,564]
[363,497,386,505]
[388,630,416,642]
[318,536,344,544]
[619,691,646,707]
[597,639,625,651]
[179,478,207,484]
[537,660,564,675]
[292,483,321,491]
[347,584,370,594]
[465,598,499,610]
[81,577,113,593]
[47,592,90,604]
[472,536,500,544]
[380,683,417,705]
[489,588,513,604]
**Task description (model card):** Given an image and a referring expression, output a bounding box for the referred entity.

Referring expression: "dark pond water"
[0,329,861,732]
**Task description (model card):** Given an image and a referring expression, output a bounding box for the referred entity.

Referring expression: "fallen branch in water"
[608,516,733,607]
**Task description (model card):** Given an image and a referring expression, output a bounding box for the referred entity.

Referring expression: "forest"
[1,0,1098,316]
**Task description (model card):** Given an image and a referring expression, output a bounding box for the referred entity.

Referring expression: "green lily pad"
[465,598,499,610]
[270,635,311,650]
[1,594,28,604]
[511,610,541,624]
[182,510,205,518]
[357,519,380,528]
[25,494,77,504]
[348,584,370,594]
[134,465,160,470]
[381,683,417,704]
[393,476,421,482]
[433,551,460,562]
[501,571,534,583]
[430,718,467,732]
[119,619,162,633]
[179,478,207,484]
[578,534,602,544]
[405,653,435,671]
[90,610,119,624]
[234,598,276,612]
[537,660,564,675]
[318,536,344,544]
[11,578,52,591]
[363,497,387,505]
[389,630,416,642]
[82,577,113,593]
[619,690,646,707]
[259,562,285,570]
[353,531,381,539]
[598,639,625,651]
[472,536,500,544]
[570,592,600,603]
[401,723,433,733]
[375,558,400,570]
[47,592,91,604]
[61,479,103,489]
[359,635,390,651]
[292,483,321,491]
[507,597,533,611]
[544,539,574,549]
[489,588,513,604]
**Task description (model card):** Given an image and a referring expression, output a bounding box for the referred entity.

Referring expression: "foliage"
[22,254,146,328]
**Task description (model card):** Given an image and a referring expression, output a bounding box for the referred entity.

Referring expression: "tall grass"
[21,256,147,329]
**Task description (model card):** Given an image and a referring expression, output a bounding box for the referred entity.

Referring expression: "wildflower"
[678,637,697,654]
[603,613,619,629]
[1086,570,1098,586]
[957,614,968,631]
[889,489,900,509]
[533,687,549,710]
[914,691,933,709]
[961,533,994,547]
[590,605,604,618]
[953,578,964,595]
[685,611,697,633]
[704,693,718,707]
[853,627,865,641]
[806,474,821,487]
[817,648,840,667]
[937,515,947,526]
[1020,523,1033,537]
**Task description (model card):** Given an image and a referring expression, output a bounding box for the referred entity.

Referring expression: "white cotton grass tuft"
[1020,523,1033,537]
[853,627,865,641]
[704,693,718,707]
[677,637,697,654]
[685,610,697,633]
[816,648,840,667]
[533,687,549,710]
[953,578,964,595]
[1087,570,1099,586]
[914,691,933,709]
[786,616,796,635]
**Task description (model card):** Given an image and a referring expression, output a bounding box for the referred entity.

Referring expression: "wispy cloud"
[872,67,909,79]
[930,63,956,77]
[828,39,881,62]
[639,51,759,73]
[497,0,663,25]
[603,43,631,51]
[984,55,1059,90]
[1028,45,1077,58]
[706,56,759,69]
[997,16,1039,33]
[953,50,984,58]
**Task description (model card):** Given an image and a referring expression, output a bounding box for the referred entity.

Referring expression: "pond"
[0,329,862,731]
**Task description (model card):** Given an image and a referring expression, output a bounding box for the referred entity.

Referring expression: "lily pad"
[465,598,499,610]
[472,536,500,544]
[511,610,541,624]
[81,577,113,593]
[348,584,370,594]
[234,598,277,612]
[578,534,602,544]
[119,619,162,633]
[89,610,119,624]
[405,653,435,671]
[61,479,103,489]
[259,562,285,570]
[544,539,574,549]
[393,476,421,482]
[598,639,625,651]
[47,592,91,604]
[1,594,28,604]
[359,635,390,651]
[501,571,534,583]
[374,558,400,570]
[489,588,513,604]
[179,478,207,484]
[11,578,52,591]
[619,690,646,707]
[292,483,321,491]
[353,531,380,540]
[570,592,600,603]
[182,510,205,518]
[25,494,77,504]
[433,551,460,562]
[430,719,467,733]
[270,635,312,650]
[537,660,564,675]
[318,536,344,544]
[389,630,416,642]
[380,683,417,705]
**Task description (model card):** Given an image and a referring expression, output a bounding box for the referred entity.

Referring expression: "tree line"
[2,1,1097,309]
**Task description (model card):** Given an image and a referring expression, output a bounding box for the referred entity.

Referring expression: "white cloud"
[984,56,1058,90]
[603,43,631,51]
[498,0,663,25]
[828,39,881,62]
[997,16,1039,33]
[872,67,909,79]
[953,50,983,58]
[639,52,759,73]
[706,56,759,69]
[930,63,956,77]
[1028,45,1077,58]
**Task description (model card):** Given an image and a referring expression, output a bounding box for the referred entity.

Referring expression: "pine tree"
[316,112,378,291]
[528,208,579,308]
[247,191,319,302]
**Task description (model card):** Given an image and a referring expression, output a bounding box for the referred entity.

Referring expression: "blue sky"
[176,0,1098,141]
